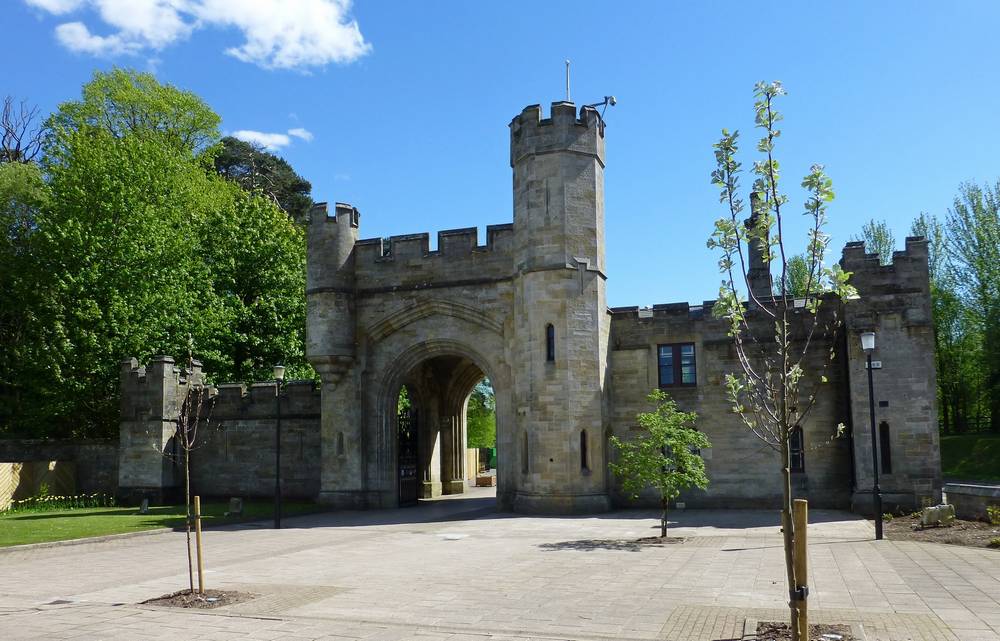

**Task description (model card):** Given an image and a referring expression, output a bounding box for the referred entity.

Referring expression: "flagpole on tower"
[565,59,571,102]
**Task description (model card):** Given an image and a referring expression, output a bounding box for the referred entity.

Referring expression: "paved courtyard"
[1,488,998,641]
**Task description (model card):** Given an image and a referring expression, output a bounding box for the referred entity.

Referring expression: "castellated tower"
[509,102,611,513]
[306,202,365,508]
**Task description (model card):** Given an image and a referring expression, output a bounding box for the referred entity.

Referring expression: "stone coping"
[944,482,1000,498]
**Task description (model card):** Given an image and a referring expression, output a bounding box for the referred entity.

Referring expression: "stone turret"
[306,201,359,377]
[508,102,611,513]
[306,202,365,508]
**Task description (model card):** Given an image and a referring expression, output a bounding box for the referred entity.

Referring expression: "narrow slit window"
[790,425,805,473]
[522,431,529,474]
[545,324,555,362]
[879,421,892,474]
[580,429,589,471]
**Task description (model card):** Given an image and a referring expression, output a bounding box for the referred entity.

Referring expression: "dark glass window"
[790,426,805,473]
[658,343,696,387]
[580,429,589,471]
[879,421,892,474]
[545,324,555,362]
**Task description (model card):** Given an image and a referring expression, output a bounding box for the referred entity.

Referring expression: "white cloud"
[55,21,139,55]
[231,130,292,151]
[25,0,370,70]
[231,127,315,151]
[25,0,83,14]
[194,0,370,70]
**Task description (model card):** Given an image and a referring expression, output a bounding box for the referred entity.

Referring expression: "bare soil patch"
[635,535,686,545]
[884,513,1000,549]
[539,535,684,552]
[757,621,856,640]
[141,589,256,609]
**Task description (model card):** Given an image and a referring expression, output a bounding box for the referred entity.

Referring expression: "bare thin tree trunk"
[184,439,194,594]
[660,497,668,538]
[781,441,800,641]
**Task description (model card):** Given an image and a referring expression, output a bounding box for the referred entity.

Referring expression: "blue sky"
[5,1,999,307]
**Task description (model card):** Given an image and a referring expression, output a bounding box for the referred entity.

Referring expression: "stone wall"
[608,301,854,509]
[944,483,1000,521]
[118,357,322,504]
[0,439,118,495]
[842,237,942,513]
[194,380,321,499]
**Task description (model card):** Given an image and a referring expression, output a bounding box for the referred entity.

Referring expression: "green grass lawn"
[940,433,1000,483]
[0,500,325,548]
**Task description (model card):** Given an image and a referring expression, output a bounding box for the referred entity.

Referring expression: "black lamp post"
[861,332,883,540]
[273,364,286,530]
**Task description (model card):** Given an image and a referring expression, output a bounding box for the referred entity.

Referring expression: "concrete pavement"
[1,488,998,641]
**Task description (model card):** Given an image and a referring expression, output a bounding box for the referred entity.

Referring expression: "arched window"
[545,324,555,362]
[580,429,589,471]
[879,421,892,474]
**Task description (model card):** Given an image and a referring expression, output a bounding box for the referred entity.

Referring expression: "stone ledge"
[944,482,1000,498]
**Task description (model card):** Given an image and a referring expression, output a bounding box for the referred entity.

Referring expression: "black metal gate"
[397,408,419,506]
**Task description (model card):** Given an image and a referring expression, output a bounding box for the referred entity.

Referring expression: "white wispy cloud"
[26,0,371,70]
[55,21,138,55]
[231,127,315,151]
[231,130,292,151]
[25,0,83,14]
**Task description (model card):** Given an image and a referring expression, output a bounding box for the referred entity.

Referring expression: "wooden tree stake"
[793,499,808,639]
[194,495,205,595]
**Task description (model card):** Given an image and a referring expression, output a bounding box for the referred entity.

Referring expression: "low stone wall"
[944,483,1000,521]
[0,439,118,495]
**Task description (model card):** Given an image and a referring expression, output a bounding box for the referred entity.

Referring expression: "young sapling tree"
[609,390,710,537]
[706,81,856,641]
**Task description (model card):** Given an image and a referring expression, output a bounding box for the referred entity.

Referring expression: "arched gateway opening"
[392,355,498,506]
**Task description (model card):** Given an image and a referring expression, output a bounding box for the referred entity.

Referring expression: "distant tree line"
[0,69,314,439]
[855,189,999,434]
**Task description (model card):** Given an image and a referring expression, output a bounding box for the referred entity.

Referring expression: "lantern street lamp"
[860,332,883,540]
[273,364,286,529]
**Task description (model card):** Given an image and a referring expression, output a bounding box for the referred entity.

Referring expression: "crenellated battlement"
[121,356,321,425]
[351,223,515,289]
[510,101,605,168]
[609,301,716,321]
[842,236,932,330]
[841,236,929,272]
[308,201,360,228]
[212,379,320,420]
[841,236,930,297]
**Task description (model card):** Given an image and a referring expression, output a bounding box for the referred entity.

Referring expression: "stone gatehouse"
[118,100,942,514]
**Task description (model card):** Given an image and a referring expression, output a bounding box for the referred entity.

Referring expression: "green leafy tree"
[466,379,496,449]
[215,136,313,222]
[45,68,220,160]
[853,218,896,265]
[203,183,309,382]
[706,81,855,640]
[911,213,979,433]
[609,390,710,537]
[0,162,50,428]
[947,181,1000,431]
[19,125,223,437]
[773,254,813,297]
[0,70,311,438]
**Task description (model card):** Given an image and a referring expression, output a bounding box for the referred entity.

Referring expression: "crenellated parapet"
[841,236,931,329]
[352,224,515,290]
[211,379,320,421]
[509,101,605,168]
